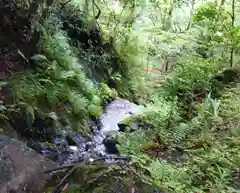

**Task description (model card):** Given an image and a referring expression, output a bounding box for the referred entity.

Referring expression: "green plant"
[4,0,240,192]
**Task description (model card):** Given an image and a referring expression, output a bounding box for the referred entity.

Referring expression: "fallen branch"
[51,166,76,193]
[17,49,28,63]
[45,156,131,173]
[49,156,131,193]
[60,0,72,8]
[93,0,101,20]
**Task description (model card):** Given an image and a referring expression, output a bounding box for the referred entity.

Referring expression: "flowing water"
[1,99,167,193]
[40,99,144,165]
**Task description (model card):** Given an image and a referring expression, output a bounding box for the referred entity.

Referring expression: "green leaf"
[25,105,35,127]
[0,105,7,111]
[0,113,8,120]
[30,54,47,61]
[0,81,8,87]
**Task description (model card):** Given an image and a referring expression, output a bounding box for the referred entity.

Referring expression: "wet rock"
[0,135,57,193]
[56,150,72,164]
[0,121,19,140]
[52,136,68,148]
[99,99,144,134]
[0,135,10,148]
[103,135,119,155]
[118,123,130,132]
[118,119,140,132]
[65,133,77,146]
[27,140,59,162]
[26,131,91,165]
[72,132,88,147]
[19,99,144,166]
[42,148,59,162]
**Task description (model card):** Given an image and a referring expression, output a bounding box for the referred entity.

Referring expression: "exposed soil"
[0,1,39,104]
[0,1,44,149]
[141,142,185,163]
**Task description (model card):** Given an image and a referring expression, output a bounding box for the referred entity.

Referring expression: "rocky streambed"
[0,98,145,193]
[31,98,144,165]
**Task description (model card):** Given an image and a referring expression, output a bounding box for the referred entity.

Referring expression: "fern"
[171,123,192,143]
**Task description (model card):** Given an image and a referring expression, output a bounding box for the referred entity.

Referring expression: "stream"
[0,98,167,193]
[30,99,144,165]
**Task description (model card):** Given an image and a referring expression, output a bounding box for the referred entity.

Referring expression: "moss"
[87,104,103,118]
[111,88,118,99]
[98,83,114,102]
[119,115,139,125]
[118,115,140,131]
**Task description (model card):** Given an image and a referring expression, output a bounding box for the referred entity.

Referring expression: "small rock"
[118,123,129,132]
[103,135,119,155]
[0,135,10,149]
[65,133,77,146]
[52,136,68,148]
[57,150,71,164]
[69,145,78,152]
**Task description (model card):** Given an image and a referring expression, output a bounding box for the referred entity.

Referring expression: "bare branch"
[93,0,101,19]
[61,0,72,8]
[45,156,131,174]
[17,49,28,63]
[49,156,131,193]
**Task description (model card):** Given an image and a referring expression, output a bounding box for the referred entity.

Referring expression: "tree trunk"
[230,0,235,67]
[186,0,195,31]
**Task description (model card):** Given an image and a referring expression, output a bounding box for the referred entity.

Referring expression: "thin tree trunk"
[230,0,235,67]
[218,0,225,24]
[186,0,195,31]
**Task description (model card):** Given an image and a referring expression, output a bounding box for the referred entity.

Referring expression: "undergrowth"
[2,0,240,193]
[9,10,118,134]
[116,79,240,192]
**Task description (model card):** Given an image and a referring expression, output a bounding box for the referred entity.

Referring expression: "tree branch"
[48,156,131,193]
[60,0,72,8]
[93,0,101,19]
[45,156,131,174]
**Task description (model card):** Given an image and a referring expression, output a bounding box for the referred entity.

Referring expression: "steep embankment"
[0,0,38,103]
[0,1,121,141]
[0,1,152,193]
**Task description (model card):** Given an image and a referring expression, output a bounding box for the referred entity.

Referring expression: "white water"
[49,99,144,165]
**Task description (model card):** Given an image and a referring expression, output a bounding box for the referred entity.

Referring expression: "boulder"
[0,135,57,193]
[118,116,140,132]
[99,99,144,134]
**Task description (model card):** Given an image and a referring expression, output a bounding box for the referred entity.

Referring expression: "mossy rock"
[118,115,140,132]
[118,111,157,132]
[119,116,138,125]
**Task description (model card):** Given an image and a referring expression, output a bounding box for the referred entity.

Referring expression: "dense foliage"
[1,0,240,192]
